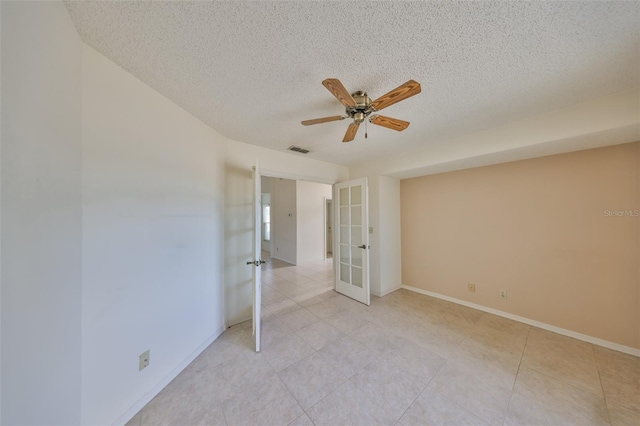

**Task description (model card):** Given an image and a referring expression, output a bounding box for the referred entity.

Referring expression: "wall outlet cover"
[139,350,150,371]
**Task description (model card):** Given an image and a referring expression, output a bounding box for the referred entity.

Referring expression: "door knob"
[358,245,367,249]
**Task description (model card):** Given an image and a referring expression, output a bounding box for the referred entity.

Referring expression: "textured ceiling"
[64,1,639,167]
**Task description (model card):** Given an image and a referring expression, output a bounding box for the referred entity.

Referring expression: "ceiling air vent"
[287,145,310,154]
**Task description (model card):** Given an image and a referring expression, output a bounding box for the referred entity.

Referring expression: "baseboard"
[372,285,402,298]
[114,325,226,425]
[401,285,640,357]
[270,254,296,265]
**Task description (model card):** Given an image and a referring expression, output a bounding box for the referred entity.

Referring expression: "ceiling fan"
[302,78,421,142]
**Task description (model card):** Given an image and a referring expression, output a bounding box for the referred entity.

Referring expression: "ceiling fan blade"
[301,115,345,126]
[370,80,421,111]
[370,115,410,131]
[322,78,357,108]
[343,122,359,142]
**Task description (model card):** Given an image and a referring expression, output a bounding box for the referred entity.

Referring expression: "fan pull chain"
[365,119,368,139]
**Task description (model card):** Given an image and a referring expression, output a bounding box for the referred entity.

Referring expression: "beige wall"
[401,142,639,349]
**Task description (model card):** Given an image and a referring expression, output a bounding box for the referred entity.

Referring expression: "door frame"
[258,169,340,289]
[324,197,333,260]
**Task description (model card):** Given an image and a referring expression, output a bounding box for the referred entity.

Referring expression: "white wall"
[224,142,348,326]
[1,2,83,424]
[81,44,226,425]
[297,181,332,264]
[0,3,349,423]
[272,178,297,264]
[260,176,273,253]
[1,3,4,422]
[378,176,402,296]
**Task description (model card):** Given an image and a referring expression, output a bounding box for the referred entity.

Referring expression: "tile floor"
[127,255,639,426]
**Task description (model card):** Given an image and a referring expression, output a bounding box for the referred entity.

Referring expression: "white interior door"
[334,178,370,305]
[250,161,262,351]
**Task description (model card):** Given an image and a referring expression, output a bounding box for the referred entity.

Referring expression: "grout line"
[501,326,531,425]
[592,345,614,425]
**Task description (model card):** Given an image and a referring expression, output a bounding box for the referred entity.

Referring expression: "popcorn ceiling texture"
[64,1,639,166]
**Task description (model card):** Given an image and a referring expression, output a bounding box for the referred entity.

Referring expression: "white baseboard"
[270,254,296,265]
[372,285,402,298]
[401,285,640,357]
[114,325,226,425]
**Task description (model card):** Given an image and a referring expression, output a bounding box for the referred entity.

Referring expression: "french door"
[250,161,262,351]
[334,178,370,305]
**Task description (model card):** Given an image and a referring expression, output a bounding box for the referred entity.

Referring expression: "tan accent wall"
[401,142,639,349]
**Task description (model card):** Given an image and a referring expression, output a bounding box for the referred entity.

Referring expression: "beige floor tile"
[526,327,595,360]
[268,280,303,295]
[465,325,528,356]
[328,293,368,311]
[295,319,345,350]
[349,320,406,356]
[277,307,321,332]
[512,366,610,425]
[318,335,373,378]
[399,321,466,359]
[292,292,329,307]
[398,387,488,426]
[381,338,446,382]
[451,336,522,390]
[306,299,345,319]
[427,360,513,424]
[468,314,529,354]
[129,257,640,426]
[141,386,227,426]
[201,326,254,369]
[504,391,602,426]
[440,307,483,330]
[607,398,640,426]
[277,352,349,410]
[262,333,315,372]
[287,412,315,426]
[594,346,640,414]
[206,351,277,406]
[476,313,530,335]
[306,356,428,426]
[324,308,371,334]
[222,375,303,426]
[520,343,602,396]
[259,316,293,348]
[261,286,289,306]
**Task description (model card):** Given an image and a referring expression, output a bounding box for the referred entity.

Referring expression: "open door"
[334,178,370,305]
[249,161,263,351]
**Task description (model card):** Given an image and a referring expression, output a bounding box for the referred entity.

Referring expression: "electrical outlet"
[139,350,150,371]
[499,290,507,299]
[468,283,476,292]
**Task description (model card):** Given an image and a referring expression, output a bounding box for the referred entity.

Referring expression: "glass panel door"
[334,178,369,305]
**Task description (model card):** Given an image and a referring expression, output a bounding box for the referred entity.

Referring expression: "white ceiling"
[64,1,639,167]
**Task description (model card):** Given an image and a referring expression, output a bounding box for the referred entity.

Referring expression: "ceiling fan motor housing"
[347,91,373,123]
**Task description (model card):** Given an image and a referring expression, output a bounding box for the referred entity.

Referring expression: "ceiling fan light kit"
[302,78,421,142]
